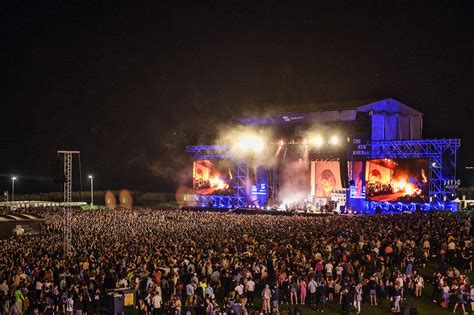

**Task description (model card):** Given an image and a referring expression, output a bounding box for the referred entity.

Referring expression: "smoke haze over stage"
[185,99,460,214]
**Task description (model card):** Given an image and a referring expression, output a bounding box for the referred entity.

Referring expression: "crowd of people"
[0,209,472,315]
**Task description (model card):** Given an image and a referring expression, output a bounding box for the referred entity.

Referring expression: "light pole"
[88,175,94,208]
[11,177,16,203]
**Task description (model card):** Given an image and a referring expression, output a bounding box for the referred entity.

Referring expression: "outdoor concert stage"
[183,99,461,214]
[0,213,45,239]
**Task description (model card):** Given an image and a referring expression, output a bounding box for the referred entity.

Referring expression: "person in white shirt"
[396,275,405,300]
[118,277,128,288]
[151,291,162,315]
[205,285,215,300]
[307,278,317,306]
[35,281,43,304]
[234,283,244,297]
[185,281,195,306]
[245,278,255,306]
[13,225,24,237]
[66,295,74,315]
[414,274,424,297]
[335,263,343,281]
[325,261,334,277]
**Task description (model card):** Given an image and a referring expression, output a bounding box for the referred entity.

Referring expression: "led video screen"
[365,159,428,202]
[193,160,234,195]
[312,161,343,198]
[351,161,366,199]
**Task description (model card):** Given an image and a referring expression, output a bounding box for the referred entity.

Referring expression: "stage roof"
[236,98,423,126]
[356,99,423,116]
[0,213,44,222]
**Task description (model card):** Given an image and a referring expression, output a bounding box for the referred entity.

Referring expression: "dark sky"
[2,2,473,194]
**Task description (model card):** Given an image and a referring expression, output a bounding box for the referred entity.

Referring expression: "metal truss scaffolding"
[186,145,247,208]
[368,139,460,211]
[57,150,80,255]
[188,139,460,212]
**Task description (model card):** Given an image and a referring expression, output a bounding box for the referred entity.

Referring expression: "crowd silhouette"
[0,209,472,314]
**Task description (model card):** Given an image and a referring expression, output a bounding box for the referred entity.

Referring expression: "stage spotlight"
[236,134,265,152]
[329,135,339,145]
[311,135,324,147]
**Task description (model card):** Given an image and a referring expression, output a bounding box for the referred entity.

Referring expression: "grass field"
[117,262,473,314]
[120,290,468,315]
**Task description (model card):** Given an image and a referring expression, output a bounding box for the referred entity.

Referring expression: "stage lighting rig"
[329,135,339,145]
[236,133,265,152]
[311,135,324,147]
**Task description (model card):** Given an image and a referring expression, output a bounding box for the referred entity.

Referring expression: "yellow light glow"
[236,134,265,152]
[312,135,324,147]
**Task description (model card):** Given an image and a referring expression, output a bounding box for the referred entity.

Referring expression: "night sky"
[3,2,473,194]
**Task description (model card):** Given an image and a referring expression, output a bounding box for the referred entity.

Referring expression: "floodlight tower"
[88,175,94,207]
[57,150,80,255]
[11,177,16,202]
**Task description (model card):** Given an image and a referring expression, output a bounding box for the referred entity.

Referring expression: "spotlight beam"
[236,133,265,153]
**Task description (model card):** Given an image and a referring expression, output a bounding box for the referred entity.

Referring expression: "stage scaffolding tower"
[369,139,460,209]
[186,145,247,208]
[57,150,80,255]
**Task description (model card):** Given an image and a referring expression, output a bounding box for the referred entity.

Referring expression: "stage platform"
[181,207,336,216]
[0,213,45,239]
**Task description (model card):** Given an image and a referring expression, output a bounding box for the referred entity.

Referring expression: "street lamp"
[88,175,94,208]
[11,177,16,202]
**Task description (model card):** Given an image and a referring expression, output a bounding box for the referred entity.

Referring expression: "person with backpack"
[307,278,317,307]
